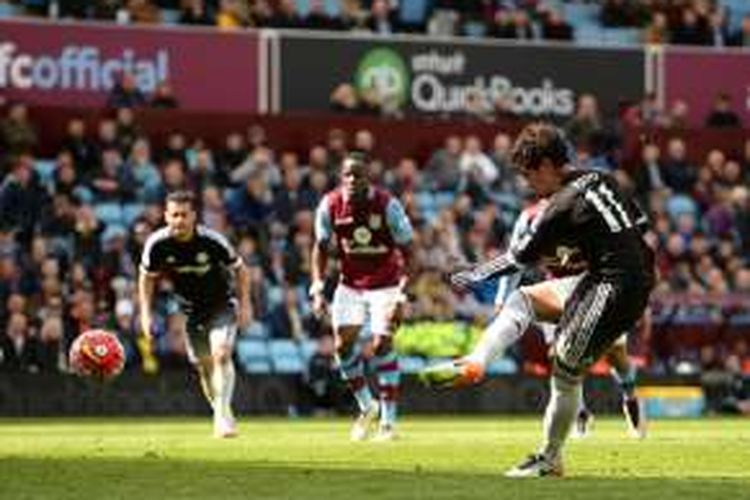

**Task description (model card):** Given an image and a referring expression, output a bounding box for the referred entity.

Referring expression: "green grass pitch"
[1,417,748,499]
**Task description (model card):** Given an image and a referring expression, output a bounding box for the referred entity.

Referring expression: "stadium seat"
[160,9,181,25]
[323,0,340,17]
[574,25,605,46]
[463,20,487,38]
[399,0,430,26]
[434,192,455,210]
[243,359,273,374]
[94,203,124,227]
[269,339,304,374]
[603,28,641,46]
[295,0,311,16]
[0,2,23,17]
[122,203,146,226]
[236,338,271,373]
[299,339,318,362]
[562,2,601,28]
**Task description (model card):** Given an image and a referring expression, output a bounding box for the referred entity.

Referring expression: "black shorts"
[553,273,650,378]
[184,306,237,363]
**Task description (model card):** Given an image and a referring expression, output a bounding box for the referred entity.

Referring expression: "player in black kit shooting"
[138,191,252,438]
[452,123,655,477]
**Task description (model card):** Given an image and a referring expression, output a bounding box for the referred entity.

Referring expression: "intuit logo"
[0,42,169,92]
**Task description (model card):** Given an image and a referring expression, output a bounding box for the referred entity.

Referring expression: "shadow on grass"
[0,456,748,500]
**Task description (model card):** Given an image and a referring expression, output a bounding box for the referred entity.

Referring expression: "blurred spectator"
[226,170,275,234]
[662,137,698,194]
[633,142,667,206]
[180,0,215,25]
[330,83,361,114]
[364,0,399,34]
[459,135,497,186]
[1,103,38,157]
[303,0,343,30]
[127,0,162,24]
[0,313,39,373]
[565,94,603,152]
[541,9,573,41]
[643,11,669,44]
[707,10,731,47]
[268,0,302,28]
[107,73,147,109]
[425,134,462,191]
[61,118,97,176]
[704,93,742,128]
[0,155,47,248]
[728,14,750,47]
[671,8,710,46]
[150,81,179,109]
[216,0,249,29]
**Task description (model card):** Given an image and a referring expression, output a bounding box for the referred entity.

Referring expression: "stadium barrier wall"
[0,18,262,112]
[0,372,698,417]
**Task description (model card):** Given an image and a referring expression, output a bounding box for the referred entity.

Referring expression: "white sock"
[223,361,236,420]
[541,374,582,462]
[211,362,227,422]
[466,290,533,367]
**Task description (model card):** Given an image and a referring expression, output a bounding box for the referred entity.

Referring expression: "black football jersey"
[513,170,651,281]
[140,225,241,319]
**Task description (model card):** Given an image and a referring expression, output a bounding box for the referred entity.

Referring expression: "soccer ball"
[69,329,125,381]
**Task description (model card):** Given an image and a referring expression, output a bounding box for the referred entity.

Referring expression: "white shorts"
[331,284,401,336]
[532,274,626,347]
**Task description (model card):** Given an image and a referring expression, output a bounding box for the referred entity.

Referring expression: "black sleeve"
[512,186,579,265]
[205,230,242,269]
[139,235,165,275]
[626,196,651,234]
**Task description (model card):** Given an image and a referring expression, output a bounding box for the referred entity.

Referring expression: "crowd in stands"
[2,0,750,47]
[1,88,749,382]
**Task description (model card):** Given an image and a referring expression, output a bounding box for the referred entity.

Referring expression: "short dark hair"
[342,151,369,170]
[511,122,570,172]
[165,190,196,208]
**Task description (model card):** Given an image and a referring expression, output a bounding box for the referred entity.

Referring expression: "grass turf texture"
[1,417,748,499]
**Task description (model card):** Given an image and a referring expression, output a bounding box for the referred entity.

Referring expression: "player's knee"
[335,328,359,356]
[372,335,392,356]
[551,355,583,384]
[505,289,534,327]
[212,345,231,364]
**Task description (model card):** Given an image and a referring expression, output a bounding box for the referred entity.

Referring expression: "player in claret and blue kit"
[311,153,414,441]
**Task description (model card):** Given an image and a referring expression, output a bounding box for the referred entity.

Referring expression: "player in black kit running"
[138,191,252,438]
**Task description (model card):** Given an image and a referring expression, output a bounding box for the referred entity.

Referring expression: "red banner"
[0,19,260,112]
[664,47,750,127]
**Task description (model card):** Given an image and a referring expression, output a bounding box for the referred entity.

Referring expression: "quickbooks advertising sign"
[279,34,644,118]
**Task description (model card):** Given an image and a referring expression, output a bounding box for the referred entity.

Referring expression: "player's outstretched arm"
[450,252,521,290]
[138,271,156,339]
[136,271,159,374]
[236,262,252,329]
[310,241,328,318]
